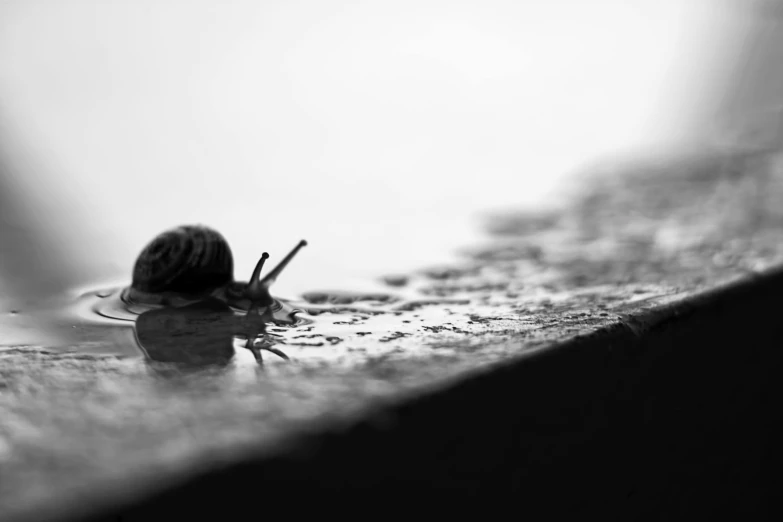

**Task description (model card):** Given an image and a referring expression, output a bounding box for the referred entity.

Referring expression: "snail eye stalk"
[249,252,269,284]
[244,240,307,305]
[242,240,308,366]
[260,239,308,286]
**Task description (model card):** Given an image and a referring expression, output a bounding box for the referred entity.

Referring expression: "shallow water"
[9,258,512,364]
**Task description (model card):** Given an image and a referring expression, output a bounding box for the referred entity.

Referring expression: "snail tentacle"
[260,240,308,286]
[240,241,308,364]
[250,252,270,284]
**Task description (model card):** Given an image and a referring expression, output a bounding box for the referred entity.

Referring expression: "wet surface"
[2,146,783,521]
[29,145,783,370]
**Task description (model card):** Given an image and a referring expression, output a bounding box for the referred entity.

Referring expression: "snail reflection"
[130,225,308,368]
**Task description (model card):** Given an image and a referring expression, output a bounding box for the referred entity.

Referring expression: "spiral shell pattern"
[131,225,234,295]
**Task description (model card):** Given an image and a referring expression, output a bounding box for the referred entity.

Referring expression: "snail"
[128,224,308,366]
[127,225,307,323]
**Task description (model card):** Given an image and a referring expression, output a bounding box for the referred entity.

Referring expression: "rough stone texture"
[74,266,783,520]
[2,144,783,521]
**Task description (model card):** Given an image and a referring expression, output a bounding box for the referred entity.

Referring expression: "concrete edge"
[33,266,783,520]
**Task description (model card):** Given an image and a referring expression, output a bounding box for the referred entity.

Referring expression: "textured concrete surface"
[72,265,783,520]
[2,144,783,521]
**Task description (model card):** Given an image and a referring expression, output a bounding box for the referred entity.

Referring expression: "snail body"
[127,224,306,325]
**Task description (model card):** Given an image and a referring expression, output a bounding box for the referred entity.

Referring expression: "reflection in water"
[73,281,458,355]
[135,298,240,368]
[133,297,292,371]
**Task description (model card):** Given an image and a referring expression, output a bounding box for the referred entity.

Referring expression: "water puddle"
[57,272,490,366]
[2,243,687,374]
[0,231,560,369]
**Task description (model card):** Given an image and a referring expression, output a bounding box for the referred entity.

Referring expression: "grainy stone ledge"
[55,263,781,521]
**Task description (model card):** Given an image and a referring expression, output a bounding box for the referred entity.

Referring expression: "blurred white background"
[0,0,755,300]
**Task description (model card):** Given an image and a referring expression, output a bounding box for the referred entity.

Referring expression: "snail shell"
[128,225,234,305]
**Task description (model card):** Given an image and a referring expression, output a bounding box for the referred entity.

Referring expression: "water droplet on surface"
[381,275,409,287]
